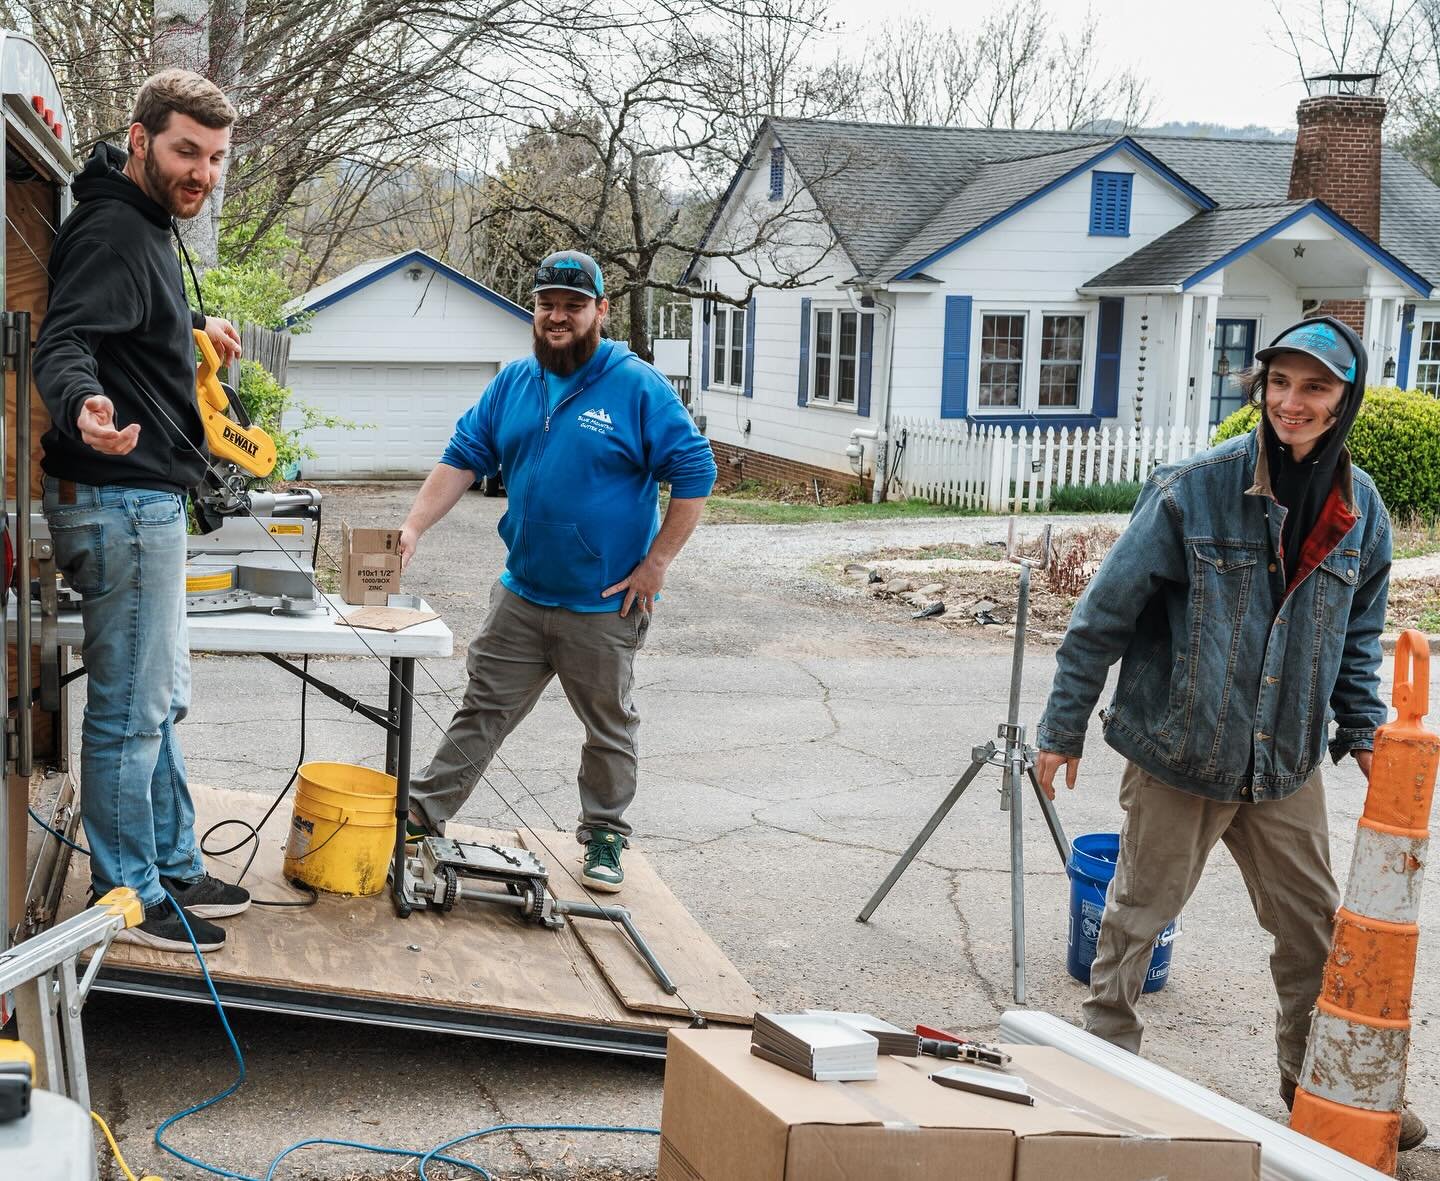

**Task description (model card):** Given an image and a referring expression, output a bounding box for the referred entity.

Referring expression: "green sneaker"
[582,830,625,893]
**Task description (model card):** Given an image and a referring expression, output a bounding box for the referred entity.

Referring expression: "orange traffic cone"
[1290,630,1439,1174]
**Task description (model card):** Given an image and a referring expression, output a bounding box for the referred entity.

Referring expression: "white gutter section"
[1075,284,1184,296]
[998,1011,1392,1181]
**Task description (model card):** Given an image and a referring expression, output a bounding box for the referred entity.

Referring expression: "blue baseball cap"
[533,250,604,299]
[1255,320,1357,383]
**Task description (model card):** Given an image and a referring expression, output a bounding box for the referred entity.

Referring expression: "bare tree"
[855,3,1154,132]
[467,0,848,360]
[864,17,974,125]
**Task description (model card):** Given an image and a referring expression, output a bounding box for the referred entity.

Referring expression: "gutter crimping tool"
[916,1023,1011,1069]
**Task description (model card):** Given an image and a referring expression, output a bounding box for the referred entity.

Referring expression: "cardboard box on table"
[659,1029,1259,1181]
[340,524,402,605]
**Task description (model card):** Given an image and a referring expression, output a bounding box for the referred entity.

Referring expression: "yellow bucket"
[283,762,397,896]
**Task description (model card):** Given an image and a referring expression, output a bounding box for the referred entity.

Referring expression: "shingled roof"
[1080,201,1311,289]
[757,117,1440,291]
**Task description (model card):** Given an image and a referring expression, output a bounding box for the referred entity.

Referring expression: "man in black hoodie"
[35,69,249,952]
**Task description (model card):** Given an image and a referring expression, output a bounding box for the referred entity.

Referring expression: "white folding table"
[12,595,453,914]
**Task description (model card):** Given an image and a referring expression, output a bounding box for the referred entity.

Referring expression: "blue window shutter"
[1092,297,1124,417]
[857,313,874,416]
[1397,302,1416,388]
[940,295,972,419]
[1089,172,1133,237]
[744,296,757,397]
[797,297,812,405]
[769,148,784,201]
[701,304,711,390]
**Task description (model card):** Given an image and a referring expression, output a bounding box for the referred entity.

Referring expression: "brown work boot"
[1282,1077,1429,1151]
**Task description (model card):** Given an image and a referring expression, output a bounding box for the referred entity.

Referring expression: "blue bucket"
[1066,832,1177,993]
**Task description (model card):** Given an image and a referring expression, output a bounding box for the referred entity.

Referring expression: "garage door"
[285,361,500,479]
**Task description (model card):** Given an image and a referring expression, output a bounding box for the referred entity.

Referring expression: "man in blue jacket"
[1035,316,1425,1149]
[399,251,716,891]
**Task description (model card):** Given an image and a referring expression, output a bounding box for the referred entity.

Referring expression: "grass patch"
[1047,480,1142,514]
[1393,513,1440,560]
[1383,579,1439,634]
[703,495,983,525]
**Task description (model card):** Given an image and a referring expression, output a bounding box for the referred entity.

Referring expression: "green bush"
[1048,480,1143,513]
[1213,389,1440,517]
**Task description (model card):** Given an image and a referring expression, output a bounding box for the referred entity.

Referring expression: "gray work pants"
[409,581,650,842]
[1083,761,1339,1082]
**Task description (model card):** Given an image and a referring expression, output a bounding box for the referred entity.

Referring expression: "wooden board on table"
[519,829,760,1024]
[57,786,671,1030]
[338,605,440,633]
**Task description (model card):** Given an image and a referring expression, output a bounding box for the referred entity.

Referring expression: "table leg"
[390,657,415,917]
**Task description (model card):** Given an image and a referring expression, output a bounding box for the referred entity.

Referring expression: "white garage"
[284,250,533,479]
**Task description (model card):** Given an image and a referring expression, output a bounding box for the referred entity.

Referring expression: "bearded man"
[399,251,715,891]
[35,69,248,952]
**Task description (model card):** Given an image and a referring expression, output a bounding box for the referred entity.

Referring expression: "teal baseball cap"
[533,250,604,299]
[1255,320,1358,383]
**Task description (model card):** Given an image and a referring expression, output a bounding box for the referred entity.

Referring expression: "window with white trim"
[710,305,747,388]
[1415,318,1440,395]
[810,306,867,406]
[975,309,1092,414]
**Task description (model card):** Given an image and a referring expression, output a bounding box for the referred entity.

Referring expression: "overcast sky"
[828,0,1318,131]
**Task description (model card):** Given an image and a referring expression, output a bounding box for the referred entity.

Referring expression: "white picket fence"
[894,417,1213,512]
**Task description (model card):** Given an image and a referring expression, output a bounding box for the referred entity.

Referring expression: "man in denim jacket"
[1036,316,1424,1148]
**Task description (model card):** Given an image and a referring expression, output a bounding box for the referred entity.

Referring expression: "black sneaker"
[115,900,225,953]
[161,872,251,918]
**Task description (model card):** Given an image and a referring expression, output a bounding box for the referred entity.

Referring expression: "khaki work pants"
[409,581,650,842]
[1083,761,1339,1082]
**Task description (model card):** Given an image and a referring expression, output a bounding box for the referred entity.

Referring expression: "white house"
[686,91,1440,491]
[285,249,533,479]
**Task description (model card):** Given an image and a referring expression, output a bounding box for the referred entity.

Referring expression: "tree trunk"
[153,0,218,270]
[627,285,653,362]
[204,0,246,272]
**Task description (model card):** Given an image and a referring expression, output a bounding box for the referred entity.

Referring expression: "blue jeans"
[42,478,202,909]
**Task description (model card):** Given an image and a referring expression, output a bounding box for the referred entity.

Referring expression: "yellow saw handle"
[194,329,276,478]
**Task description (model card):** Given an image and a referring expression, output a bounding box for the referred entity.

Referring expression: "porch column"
[1170,293,1195,433]
[1364,295,1385,378]
[1195,295,1219,438]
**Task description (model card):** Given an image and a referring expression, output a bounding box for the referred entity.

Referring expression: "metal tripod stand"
[857,520,1071,1004]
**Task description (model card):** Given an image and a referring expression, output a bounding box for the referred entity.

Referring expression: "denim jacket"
[1037,430,1391,802]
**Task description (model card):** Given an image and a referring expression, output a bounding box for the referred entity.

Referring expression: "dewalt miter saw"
[184,330,325,615]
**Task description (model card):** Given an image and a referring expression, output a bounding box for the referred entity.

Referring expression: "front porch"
[1081,199,1427,437]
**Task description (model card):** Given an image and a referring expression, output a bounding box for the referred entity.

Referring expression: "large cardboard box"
[659,1030,1259,1181]
[340,524,402,605]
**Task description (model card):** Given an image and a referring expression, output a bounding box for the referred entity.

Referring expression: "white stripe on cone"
[1341,827,1427,925]
[1299,1010,1409,1111]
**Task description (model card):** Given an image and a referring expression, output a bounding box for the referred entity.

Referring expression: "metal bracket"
[0,310,21,366]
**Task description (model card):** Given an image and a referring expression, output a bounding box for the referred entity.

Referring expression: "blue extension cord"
[27,810,661,1179]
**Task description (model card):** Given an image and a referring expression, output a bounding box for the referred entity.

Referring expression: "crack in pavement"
[945,868,1011,1015]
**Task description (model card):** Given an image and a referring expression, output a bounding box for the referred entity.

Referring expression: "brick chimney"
[1288,93,1386,239]
[1289,93,1386,332]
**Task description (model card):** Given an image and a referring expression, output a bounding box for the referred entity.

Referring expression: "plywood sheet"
[519,830,761,1023]
[57,786,757,1031]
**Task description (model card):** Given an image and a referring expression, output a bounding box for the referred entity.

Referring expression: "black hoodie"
[35,142,208,493]
[1260,315,1368,583]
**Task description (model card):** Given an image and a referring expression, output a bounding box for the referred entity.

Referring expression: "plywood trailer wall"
[6,164,62,775]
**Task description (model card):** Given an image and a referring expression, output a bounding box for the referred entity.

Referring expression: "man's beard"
[143,150,209,219]
[534,317,602,377]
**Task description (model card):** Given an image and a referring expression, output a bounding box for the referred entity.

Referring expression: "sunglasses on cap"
[533,266,601,297]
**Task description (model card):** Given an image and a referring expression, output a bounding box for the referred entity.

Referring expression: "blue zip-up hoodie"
[440,339,716,612]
